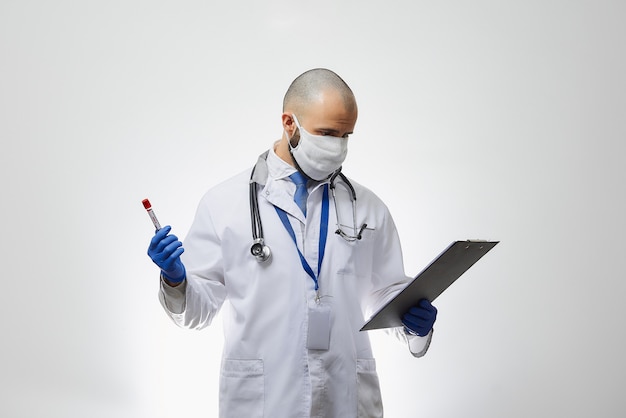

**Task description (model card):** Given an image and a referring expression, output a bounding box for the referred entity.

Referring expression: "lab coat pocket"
[356,359,383,418]
[220,359,264,418]
[336,226,376,247]
[333,227,377,278]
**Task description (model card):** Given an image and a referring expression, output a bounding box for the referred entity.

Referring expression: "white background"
[1,1,625,417]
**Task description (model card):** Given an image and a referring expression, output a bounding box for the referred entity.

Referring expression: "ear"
[281,113,296,137]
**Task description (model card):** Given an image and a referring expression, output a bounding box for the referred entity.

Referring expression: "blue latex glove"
[402,299,437,337]
[147,225,186,283]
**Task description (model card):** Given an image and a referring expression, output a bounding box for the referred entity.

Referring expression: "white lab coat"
[159,149,432,418]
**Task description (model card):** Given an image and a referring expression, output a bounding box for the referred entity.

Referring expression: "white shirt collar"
[267,141,297,181]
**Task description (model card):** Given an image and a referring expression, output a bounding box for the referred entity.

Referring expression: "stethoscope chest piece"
[251,238,272,263]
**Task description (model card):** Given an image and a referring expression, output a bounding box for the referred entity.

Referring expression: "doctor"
[148,68,438,417]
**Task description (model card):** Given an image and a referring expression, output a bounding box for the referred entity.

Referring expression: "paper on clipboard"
[360,240,499,332]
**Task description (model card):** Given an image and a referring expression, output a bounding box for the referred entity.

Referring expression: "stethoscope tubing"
[249,161,361,263]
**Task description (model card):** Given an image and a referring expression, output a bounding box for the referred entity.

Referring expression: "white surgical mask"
[288,115,348,181]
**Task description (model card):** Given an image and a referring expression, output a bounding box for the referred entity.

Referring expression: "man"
[148,68,438,417]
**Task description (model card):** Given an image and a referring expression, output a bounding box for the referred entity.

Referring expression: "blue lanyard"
[274,184,329,291]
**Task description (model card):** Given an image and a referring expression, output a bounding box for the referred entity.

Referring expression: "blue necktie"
[289,171,309,216]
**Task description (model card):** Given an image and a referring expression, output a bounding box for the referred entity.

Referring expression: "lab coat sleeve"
[366,201,433,358]
[390,328,433,358]
[364,209,411,315]
[159,276,187,314]
[158,192,228,330]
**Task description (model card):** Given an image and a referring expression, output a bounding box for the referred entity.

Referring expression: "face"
[283,88,358,143]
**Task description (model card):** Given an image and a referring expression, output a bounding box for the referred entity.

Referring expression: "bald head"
[283,68,357,119]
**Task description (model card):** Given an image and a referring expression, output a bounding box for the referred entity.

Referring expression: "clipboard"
[360,240,499,331]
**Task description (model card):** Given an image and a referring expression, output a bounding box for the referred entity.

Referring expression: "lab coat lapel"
[261,178,306,224]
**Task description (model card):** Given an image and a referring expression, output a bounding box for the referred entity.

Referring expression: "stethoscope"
[249,152,367,263]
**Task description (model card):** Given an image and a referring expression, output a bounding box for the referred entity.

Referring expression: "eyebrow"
[318,128,354,136]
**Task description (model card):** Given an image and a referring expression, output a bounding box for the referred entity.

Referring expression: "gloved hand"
[402,299,437,337]
[147,225,186,283]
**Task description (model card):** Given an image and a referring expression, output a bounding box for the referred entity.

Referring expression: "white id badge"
[307,304,331,350]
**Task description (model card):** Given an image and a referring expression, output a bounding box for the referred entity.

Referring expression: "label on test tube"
[142,199,162,230]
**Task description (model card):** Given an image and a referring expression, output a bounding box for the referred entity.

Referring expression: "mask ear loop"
[287,114,319,181]
[288,125,301,149]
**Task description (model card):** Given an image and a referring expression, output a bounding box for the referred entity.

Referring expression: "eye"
[318,130,350,139]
